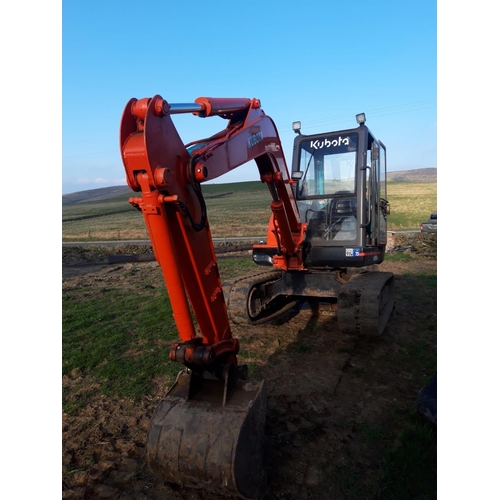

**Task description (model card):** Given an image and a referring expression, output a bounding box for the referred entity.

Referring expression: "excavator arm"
[189,97,307,271]
[120,95,305,373]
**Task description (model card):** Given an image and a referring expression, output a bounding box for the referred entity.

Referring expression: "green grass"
[217,257,258,278]
[386,181,437,231]
[400,272,437,305]
[379,418,437,499]
[62,180,436,240]
[384,252,414,262]
[358,423,388,444]
[62,255,261,402]
[62,189,271,241]
[63,283,180,400]
[201,180,265,194]
[293,342,311,353]
[333,418,436,500]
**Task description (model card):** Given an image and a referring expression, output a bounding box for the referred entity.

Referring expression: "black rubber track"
[337,271,395,335]
[223,270,298,325]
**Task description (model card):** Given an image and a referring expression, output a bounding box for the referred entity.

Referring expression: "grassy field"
[62,179,437,498]
[62,180,437,241]
[386,181,437,230]
[63,253,436,499]
[62,256,258,402]
[63,254,435,401]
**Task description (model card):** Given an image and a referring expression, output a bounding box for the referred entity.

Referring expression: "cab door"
[369,138,387,246]
[366,136,380,245]
[378,141,388,244]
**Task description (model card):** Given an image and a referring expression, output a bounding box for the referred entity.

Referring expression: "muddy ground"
[62,247,437,500]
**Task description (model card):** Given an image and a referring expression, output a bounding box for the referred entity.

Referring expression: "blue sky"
[62,0,436,194]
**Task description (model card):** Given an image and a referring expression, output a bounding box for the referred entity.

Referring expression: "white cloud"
[76,177,110,185]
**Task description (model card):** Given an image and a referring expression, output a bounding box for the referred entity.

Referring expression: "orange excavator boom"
[120,95,305,363]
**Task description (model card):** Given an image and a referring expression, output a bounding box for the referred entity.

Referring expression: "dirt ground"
[62,250,437,500]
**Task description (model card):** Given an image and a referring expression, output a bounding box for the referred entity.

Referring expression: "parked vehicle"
[420,211,437,232]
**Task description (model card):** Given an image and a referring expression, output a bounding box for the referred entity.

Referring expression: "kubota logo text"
[310,136,349,150]
[248,131,264,148]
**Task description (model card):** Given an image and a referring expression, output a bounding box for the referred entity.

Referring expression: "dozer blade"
[146,370,267,499]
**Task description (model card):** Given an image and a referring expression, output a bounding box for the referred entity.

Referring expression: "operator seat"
[333,197,357,216]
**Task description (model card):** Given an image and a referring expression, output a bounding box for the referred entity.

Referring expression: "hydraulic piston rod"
[168,103,204,114]
[164,97,258,118]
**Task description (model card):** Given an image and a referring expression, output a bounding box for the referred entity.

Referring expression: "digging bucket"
[146,369,268,499]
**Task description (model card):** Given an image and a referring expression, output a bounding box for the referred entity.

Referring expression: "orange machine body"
[119,95,305,370]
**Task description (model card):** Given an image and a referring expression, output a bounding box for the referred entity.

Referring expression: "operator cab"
[291,114,390,268]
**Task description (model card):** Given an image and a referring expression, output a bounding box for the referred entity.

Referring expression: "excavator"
[119,95,394,499]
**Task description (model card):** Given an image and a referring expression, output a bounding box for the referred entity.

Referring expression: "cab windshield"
[296,133,357,199]
[295,133,358,243]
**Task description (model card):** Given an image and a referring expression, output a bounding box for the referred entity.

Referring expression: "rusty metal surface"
[146,370,268,499]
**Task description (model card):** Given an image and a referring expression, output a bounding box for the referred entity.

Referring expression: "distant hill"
[387,168,437,183]
[62,186,133,206]
[62,168,436,205]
